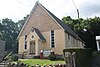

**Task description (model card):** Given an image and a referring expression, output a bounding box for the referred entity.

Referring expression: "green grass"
[19,59,65,66]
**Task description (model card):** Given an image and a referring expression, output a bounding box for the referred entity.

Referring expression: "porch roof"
[32,27,45,41]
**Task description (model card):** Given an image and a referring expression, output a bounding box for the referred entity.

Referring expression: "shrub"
[92,51,100,56]
[11,54,18,61]
[63,48,92,67]
[48,54,56,61]
[33,56,40,59]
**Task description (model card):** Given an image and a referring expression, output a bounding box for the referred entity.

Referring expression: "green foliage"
[0,15,28,53]
[11,54,18,61]
[19,59,65,66]
[63,48,92,67]
[48,54,56,61]
[92,51,100,56]
[16,15,29,30]
[33,56,40,59]
[0,15,100,54]
[0,18,19,52]
[62,16,100,50]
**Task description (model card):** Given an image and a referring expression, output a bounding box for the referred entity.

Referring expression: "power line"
[72,0,79,18]
[15,0,39,8]
[15,0,29,8]
[72,0,77,9]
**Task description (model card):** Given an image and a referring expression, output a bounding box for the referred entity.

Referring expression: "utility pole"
[77,9,79,18]
[72,0,79,18]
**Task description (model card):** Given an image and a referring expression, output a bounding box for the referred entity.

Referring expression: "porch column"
[36,40,42,56]
[36,40,39,56]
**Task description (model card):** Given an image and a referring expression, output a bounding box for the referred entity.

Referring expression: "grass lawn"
[19,59,65,66]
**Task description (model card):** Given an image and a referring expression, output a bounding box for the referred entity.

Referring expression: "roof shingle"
[39,3,83,42]
[32,27,45,41]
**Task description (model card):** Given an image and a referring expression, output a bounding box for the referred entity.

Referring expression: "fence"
[0,62,9,67]
[63,48,92,67]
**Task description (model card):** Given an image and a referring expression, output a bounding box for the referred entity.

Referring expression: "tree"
[62,16,100,50]
[17,15,29,30]
[0,18,19,52]
[0,15,29,53]
[0,22,3,37]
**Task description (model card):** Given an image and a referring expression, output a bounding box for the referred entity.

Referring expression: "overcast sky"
[0,0,100,22]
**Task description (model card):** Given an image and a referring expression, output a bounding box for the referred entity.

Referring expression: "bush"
[11,54,18,61]
[63,48,92,67]
[48,54,56,61]
[33,56,40,59]
[92,51,100,56]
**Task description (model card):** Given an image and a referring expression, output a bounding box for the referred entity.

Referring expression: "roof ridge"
[32,27,45,41]
[39,3,83,42]
[17,2,84,43]
[17,1,39,39]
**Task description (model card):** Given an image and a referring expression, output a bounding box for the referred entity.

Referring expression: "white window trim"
[97,41,100,51]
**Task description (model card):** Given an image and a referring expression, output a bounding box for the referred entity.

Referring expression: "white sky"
[0,0,100,22]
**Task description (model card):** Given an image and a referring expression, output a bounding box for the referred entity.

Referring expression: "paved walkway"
[91,56,100,67]
[0,60,10,67]
[0,63,9,67]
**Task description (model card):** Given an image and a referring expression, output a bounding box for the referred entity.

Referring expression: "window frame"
[50,30,55,48]
[24,41,27,49]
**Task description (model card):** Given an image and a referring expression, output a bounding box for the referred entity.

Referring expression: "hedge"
[63,48,92,67]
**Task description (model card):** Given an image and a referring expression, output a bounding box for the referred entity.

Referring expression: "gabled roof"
[17,1,84,43]
[31,27,45,41]
[40,4,82,41]
[39,2,84,42]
